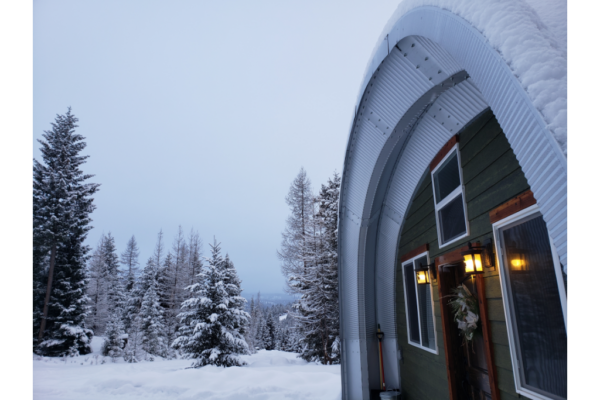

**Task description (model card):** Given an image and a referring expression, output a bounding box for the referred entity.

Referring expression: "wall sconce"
[462,242,484,275]
[461,240,496,276]
[414,261,437,285]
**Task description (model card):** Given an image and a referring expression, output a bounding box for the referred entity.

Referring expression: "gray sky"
[33,0,401,294]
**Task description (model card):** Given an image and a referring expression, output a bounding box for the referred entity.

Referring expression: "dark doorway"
[436,250,499,400]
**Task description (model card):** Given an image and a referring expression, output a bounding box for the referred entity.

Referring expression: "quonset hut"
[338,1,567,399]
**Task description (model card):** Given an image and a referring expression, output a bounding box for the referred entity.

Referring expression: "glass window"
[401,253,437,353]
[495,209,567,400]
[433,152,461,202]
[431,145,469,247]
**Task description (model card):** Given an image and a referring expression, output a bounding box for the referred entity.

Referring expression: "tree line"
[33,109,342,367]
[32,110,249,366]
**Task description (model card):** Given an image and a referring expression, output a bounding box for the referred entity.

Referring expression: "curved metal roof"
[338,5,567,399]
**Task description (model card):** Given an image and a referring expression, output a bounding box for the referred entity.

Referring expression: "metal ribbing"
[339,7,567,399]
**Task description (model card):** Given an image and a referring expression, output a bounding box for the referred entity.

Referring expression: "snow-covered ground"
[33,337,341,400]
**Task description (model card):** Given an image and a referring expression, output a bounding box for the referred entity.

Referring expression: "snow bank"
[33,337,341,400]
[364,0,567,154]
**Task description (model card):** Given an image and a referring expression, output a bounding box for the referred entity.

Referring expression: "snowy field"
[33,337,341,400]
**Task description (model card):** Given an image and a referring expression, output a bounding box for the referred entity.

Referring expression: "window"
[401,252,437,353]
[431,145,469,247]
[493,205,567,400]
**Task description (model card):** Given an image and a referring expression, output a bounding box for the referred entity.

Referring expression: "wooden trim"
[488,189,536,224]
[437,269,458,400]
[430,135,459,171]
[400,243,429,263]
[434,242,476,268]
[475,274,501,400]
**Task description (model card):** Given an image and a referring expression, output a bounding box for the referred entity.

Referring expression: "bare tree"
[278,167,314,294]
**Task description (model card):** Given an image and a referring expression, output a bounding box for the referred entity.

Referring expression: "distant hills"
[241,292,298,306]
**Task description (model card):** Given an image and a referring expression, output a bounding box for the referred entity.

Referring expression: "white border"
[492,204,567,400]
[430,144,470,248]
[400,251,438,355]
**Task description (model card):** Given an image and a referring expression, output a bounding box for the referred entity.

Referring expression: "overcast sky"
[33,0,401,294]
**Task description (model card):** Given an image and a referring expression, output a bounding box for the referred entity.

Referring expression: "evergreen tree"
[103,232,126,313]
[139,280,166,359]
[102,310,125,359]
[33,108,99,356]
[173,239,249,367]
[264,313,276,351]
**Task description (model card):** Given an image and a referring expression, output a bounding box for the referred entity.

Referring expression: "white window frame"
[401,251,438,354]
[430,143,470,248]
[492,204,567,400]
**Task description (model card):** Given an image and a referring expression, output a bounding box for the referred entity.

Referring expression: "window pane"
[501,215,567,399]
[433,151,461,203]
[439,194,467,243]
[403,263,420,343]
[415,256,435,350]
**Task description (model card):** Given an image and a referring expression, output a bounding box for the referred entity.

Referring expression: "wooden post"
[475,274,501,400]
[38,244,56,340]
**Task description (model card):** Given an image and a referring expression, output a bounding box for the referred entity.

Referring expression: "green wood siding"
[395,109,532,400]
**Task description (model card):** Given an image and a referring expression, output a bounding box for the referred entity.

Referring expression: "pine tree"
[139,280,166,360]
[103,232,126,313]
[173,239,249,367]
[33,108,99,356]
[264,313,276,351]
[102,310,125,360]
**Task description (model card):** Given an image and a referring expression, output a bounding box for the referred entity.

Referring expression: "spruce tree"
[33,108,99,356]
[173,239,249,367]
[102,311,125,359]
[264,313,276,351]
[139,280,166,360]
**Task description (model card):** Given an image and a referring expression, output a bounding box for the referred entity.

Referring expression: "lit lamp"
[462,242,484,275]
[414,261,436,285]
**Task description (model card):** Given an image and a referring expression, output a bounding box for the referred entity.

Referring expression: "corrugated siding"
[339,7,567,399]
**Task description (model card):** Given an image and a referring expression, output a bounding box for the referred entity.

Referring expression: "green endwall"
[395,109,532,400]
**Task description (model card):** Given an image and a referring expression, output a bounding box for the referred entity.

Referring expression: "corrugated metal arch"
[338,7,567,400]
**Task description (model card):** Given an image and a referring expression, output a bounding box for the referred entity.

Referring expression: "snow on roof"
[361,0,567,154]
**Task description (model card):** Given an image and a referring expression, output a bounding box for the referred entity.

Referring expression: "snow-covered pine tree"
[173,239,249,367]
[102,310,125,360]
[264,312,276,351]
[123,257,159,361]
[223,254,248,336]
[103,233,126,313]
[253,292,265,350]
[120,235,139,332]
[187,229,203,287]
[33,108,99,356]
[139,279,167,360]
